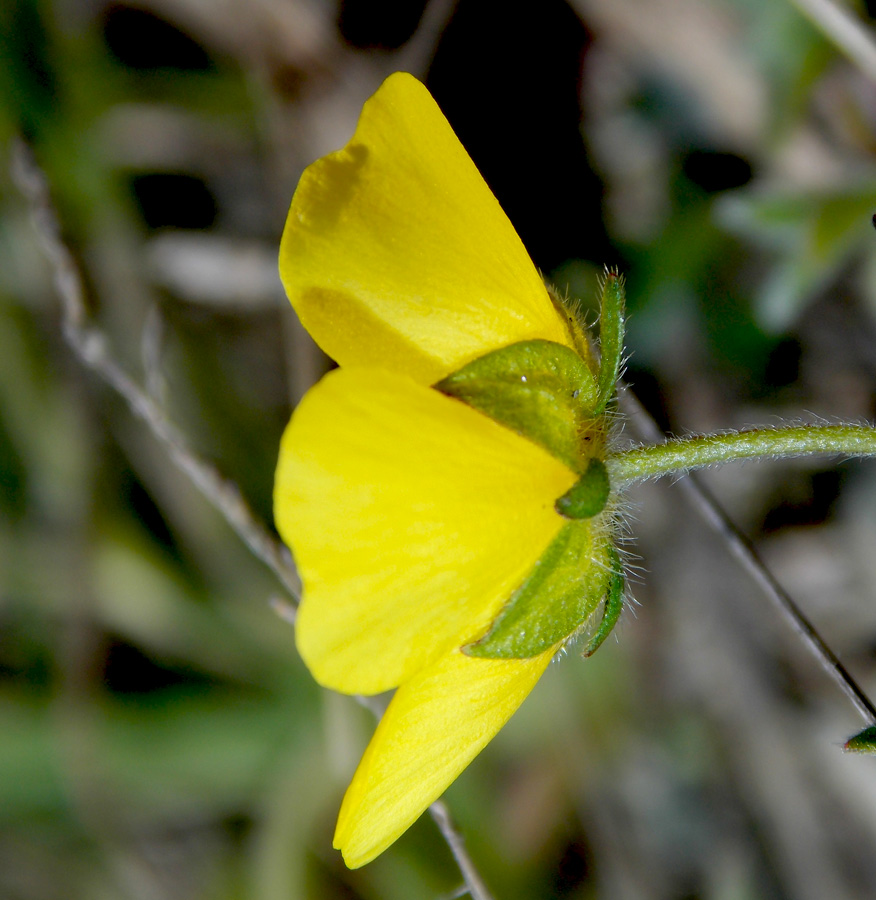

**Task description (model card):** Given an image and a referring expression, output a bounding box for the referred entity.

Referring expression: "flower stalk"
[608,424,876,487]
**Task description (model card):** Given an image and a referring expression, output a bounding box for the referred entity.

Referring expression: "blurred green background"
[3,0,876,897]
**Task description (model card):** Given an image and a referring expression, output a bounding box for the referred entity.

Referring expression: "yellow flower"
[275,72,617,868]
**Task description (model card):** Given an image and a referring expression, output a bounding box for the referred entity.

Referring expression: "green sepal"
[581,545,624,657]
[555,459,610,519]
[594,271,625,415]
[844,725,876,753]
[463,521,613,659]
[435,340,600,474]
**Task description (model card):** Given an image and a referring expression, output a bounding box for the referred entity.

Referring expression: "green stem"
[607,424,876,488]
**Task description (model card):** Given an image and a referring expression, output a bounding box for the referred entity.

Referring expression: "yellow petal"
[275,367,575,695]
[334,645,555,868]
[279,72,573,384]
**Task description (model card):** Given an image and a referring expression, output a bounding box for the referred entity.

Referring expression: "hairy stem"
[608,424,876,487]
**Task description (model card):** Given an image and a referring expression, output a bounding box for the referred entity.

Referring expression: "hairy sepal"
[594,271,625,415]
[464,521,613,659]
[435,339,600,474]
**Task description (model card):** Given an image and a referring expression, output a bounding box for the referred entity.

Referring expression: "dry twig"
[619,386,876,725]
[787,0,876,82]
[10,137,302,602]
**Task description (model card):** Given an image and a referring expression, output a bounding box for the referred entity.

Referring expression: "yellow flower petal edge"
[276,366,575,695]
[275,72,622,869]
[334,645,556,868]
[279,72,575,384]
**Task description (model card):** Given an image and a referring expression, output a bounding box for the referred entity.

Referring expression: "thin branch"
[429,800,496,900]
[10,137,301,602]
[787,0,876,82]
[676,474,876,724]
[618,386,876,725]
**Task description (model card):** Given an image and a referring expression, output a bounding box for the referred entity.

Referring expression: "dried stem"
[430,800,496,900]
[9,138,302,599]
[618,387,876,725]
[675,473,876,724]
[786,0,876,82]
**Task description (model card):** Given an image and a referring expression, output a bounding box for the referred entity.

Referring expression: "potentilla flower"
[274,72,623,868]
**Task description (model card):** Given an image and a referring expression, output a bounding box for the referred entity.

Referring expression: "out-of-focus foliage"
[2,0,876,898]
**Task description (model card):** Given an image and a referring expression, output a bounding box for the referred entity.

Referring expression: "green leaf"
[844,725,876,753]
[435,339,600,474]
[717,183,876,330]
[464,521,613,659]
